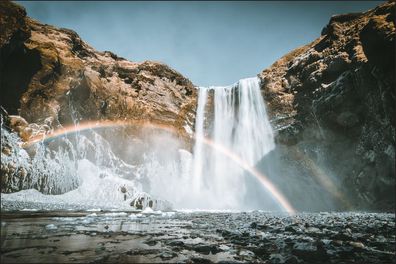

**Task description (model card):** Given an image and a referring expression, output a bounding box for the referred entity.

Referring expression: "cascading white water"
[1,76,276,211]
[191,77,275,209]
[192,88,208,194]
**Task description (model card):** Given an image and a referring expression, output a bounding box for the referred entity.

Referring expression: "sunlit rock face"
[259,2,395,211]
[0,1,197,139]
[0,1,196,209]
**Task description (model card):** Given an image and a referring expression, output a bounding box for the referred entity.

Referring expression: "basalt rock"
[259,1,395,211]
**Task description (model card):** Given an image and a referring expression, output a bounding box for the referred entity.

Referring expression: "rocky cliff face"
[0,1,197,137]
[0,1,197,194]
[259,1,395,211]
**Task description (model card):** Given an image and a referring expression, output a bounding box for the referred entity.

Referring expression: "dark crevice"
[0,45,42,115]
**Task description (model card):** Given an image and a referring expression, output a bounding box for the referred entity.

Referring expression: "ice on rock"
[82,218,92,224]
[87,213,97,217]
[161,212,176,218]
[128,214,137,219]
[1,123,174,211]
[142,207,154,214]
[129,213,144,219]
[1,110,167,211]
[45,224,57,230]
[87,209,101,212]
[103,212,127,217]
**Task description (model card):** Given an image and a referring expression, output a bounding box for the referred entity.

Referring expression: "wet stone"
[0,211,394,263]
[159,251,177,260]
[168,240,184,247]
[144,240,158,246]
[190,257,214,264]
[292,242,317,258]
[193,244,221,255]
[350,241,365,248]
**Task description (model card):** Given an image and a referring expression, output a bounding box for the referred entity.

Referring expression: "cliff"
[259,1,395,211]
[0,1,197,138]
[0,1,197,194]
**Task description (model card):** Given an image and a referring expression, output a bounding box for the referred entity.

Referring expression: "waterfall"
[192,77,275,209]
[192,88,208,194]
[2,76,277,211]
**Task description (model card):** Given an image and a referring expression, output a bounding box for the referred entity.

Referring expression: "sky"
[18,1,381,86]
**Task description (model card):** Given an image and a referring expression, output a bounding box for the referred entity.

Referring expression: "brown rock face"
[0,1,197,195]
[259,2,395,211]
[0,1,197,139]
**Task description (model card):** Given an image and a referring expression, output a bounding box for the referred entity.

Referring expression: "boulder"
[130,192,172,211]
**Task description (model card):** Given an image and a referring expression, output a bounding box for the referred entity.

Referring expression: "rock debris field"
[1,211,394,263]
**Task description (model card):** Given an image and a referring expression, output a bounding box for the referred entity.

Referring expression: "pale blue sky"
[18,1,381,86]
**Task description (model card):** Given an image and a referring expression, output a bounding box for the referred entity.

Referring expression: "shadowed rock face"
[259,1,395,211]
[0,1,197,138]
[0,1,37,115]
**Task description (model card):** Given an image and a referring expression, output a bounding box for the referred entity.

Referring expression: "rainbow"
[198,136,296,214]
[25,120,296,214]
[288,146,352,210]
[25,120,181,146]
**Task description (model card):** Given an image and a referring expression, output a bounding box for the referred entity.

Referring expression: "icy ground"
[1,211,394,263]
[1,186,172,212]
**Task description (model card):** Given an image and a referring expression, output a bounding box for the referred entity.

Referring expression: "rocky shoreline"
[1,211,395,263]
